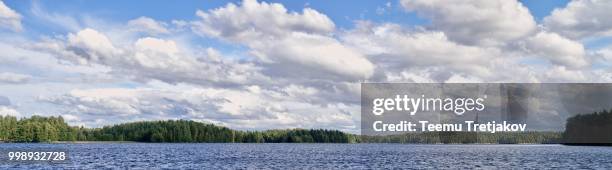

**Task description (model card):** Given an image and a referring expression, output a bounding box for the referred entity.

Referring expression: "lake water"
[1,143,612,169]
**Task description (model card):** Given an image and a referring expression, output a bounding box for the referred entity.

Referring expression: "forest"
[0,115,357,143]
[0,116,81,142]
[0,115,566,144]
[563,109,612,145]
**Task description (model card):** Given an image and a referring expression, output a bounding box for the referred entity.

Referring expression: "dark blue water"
[1,143,611,169]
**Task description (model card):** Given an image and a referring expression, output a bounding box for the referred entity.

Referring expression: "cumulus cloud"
[340,21,594,83]
[192,0,373,80]
[127,16,169,35]
[524,31,589,68]
[192,0,334,42]
[67,28,121,64]
[36,28,268,86]
[40,85,358,131]
[543,0,612,39]
[400,0,536,46]
[342,22,501,80]
[253,32,374,80]
[0,1,22,31]
[0,72,31,83]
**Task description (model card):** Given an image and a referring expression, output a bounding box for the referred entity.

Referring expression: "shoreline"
[0,141,562,145]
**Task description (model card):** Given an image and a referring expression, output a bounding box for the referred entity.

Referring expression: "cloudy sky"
[0,0,611,133]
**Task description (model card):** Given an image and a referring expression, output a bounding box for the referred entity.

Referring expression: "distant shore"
[3,113,611,145]
[1,142,567,145]
[0,140,562,145]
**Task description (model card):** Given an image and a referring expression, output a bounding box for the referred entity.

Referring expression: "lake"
[1,143,611,169]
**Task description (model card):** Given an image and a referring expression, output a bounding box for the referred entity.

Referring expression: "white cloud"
[37,28,268,86]
[283,84,318,97]
[60,114,79,122]
[593,69,612,82]
[596,46,612,62]
[384,70,436,83]
[127,16,169,35]
[0,72,30,83]
[544,66,587,82]
[543,0,612,39]
[192,0,334,43]
[341,22,579,83]
[67,28,121,64]
[252,32,374,80]
[0,0,22,31]
[524,31,589,68]
[445,74,483,83]
[41,84,358,131]
[0,106,20,117]
[132,37,186,70]
[342,22,500,79]
[400,0,536,46]
[0,37,115,85]
[192,0,373,80]
[42,88,145,116]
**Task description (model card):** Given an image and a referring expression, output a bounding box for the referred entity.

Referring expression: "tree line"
[1,115,569,144]
[0,115,88,142]
[0,115,357,143]
[563,109,612,145]
[87,120,358,143]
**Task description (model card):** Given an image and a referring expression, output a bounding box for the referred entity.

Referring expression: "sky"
[0,0,611,133]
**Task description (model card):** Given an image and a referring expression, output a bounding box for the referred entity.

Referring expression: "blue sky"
[5,0,567,27]
[4,0,571,36]
[0,0,611,132]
